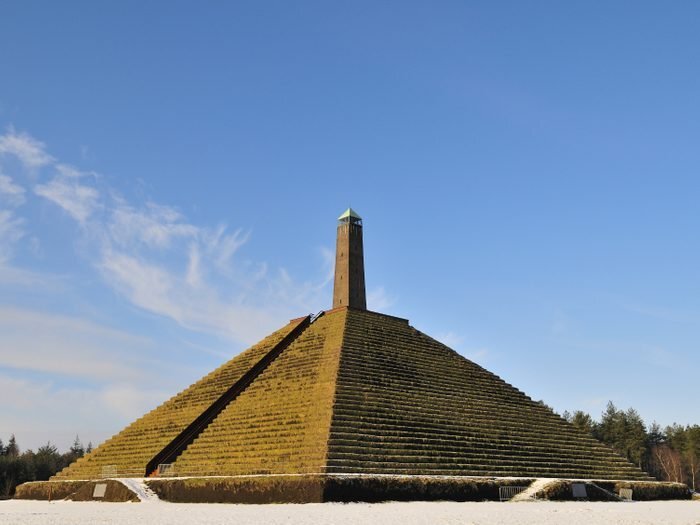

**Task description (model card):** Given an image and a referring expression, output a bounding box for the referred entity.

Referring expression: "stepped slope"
[326,309,651,480]
[54,317,307,480]
[172,309,346,475]
[53,307,651,482]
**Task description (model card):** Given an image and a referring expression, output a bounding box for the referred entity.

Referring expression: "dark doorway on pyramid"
[42,209,663,502]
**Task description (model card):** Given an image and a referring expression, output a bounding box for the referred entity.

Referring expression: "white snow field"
[2,500,699,525]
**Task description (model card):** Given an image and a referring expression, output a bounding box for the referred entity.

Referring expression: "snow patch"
[114,479,160,502]
[511,478,561,501]
[2,499,700,525]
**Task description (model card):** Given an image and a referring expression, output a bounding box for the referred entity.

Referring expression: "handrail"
[145,314,318,476]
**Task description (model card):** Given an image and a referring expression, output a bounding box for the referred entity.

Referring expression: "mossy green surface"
[16,476,690,503]
[66,480,139,502]
[148,475,526,503]
[146,476,325,503]
[596,480,691,501]
[53,318,306,480]
[327,309,652,480]
[13,481,86,501]
[324,476,535,502]
[534,480,690,501]
[172,310,346,476]
[55,307,653,485]
[14,479,141,502]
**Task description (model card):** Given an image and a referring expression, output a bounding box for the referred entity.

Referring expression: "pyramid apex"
[338,207,362,221]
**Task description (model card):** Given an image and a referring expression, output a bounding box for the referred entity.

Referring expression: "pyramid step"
[54,317,307,480]
[145,314,315,476]
[55,307,652,484]
[170,309,347,476]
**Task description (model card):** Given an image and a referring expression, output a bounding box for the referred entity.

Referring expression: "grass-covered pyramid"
[50,209,653,500]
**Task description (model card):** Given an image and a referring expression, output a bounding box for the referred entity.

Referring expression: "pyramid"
[54,210,652,488]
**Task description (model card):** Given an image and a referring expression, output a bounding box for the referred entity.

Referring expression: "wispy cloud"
[34,172,100,223]
[108,200,198,250]
[0,264,65,288]
[463,348,490,362]
[435,331,465,348]
[0,173,26,206]
[0,306,155,382]
[0,209,24,263]
[0,372,171,451]
[0,302,190,450]
[0,169,26,263]
[97,249,282,343]
[55,163,97,179]
[100,383,171,420]
[319,246,335,285]
[0,125,399,451]
[367,285,396,311]
[434,331,489,363]
[0,126,335,345]
[0,127,54,169]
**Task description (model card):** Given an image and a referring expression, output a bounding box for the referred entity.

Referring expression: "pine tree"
[647,422,666,446]
[596,401,625,449]
[571,411,595,435]
[5,435,19,458]
[682,425,700,491]
[0,435,24,497]
[624,408,648,468]
[69,436,85,457]
[35,442,61,481]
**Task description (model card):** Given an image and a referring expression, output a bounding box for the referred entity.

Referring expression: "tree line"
[562,401,699,491]
[0,435,91,498]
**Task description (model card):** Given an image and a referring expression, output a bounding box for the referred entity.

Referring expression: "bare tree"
[684,426,700,491]
[651,443,685,483]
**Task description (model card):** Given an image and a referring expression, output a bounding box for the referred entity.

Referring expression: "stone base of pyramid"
[15,475,691,503]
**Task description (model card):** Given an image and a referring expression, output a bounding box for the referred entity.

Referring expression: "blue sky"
[1,2,699,451]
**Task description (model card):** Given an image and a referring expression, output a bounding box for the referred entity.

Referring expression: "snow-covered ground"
[1,500,699,525]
